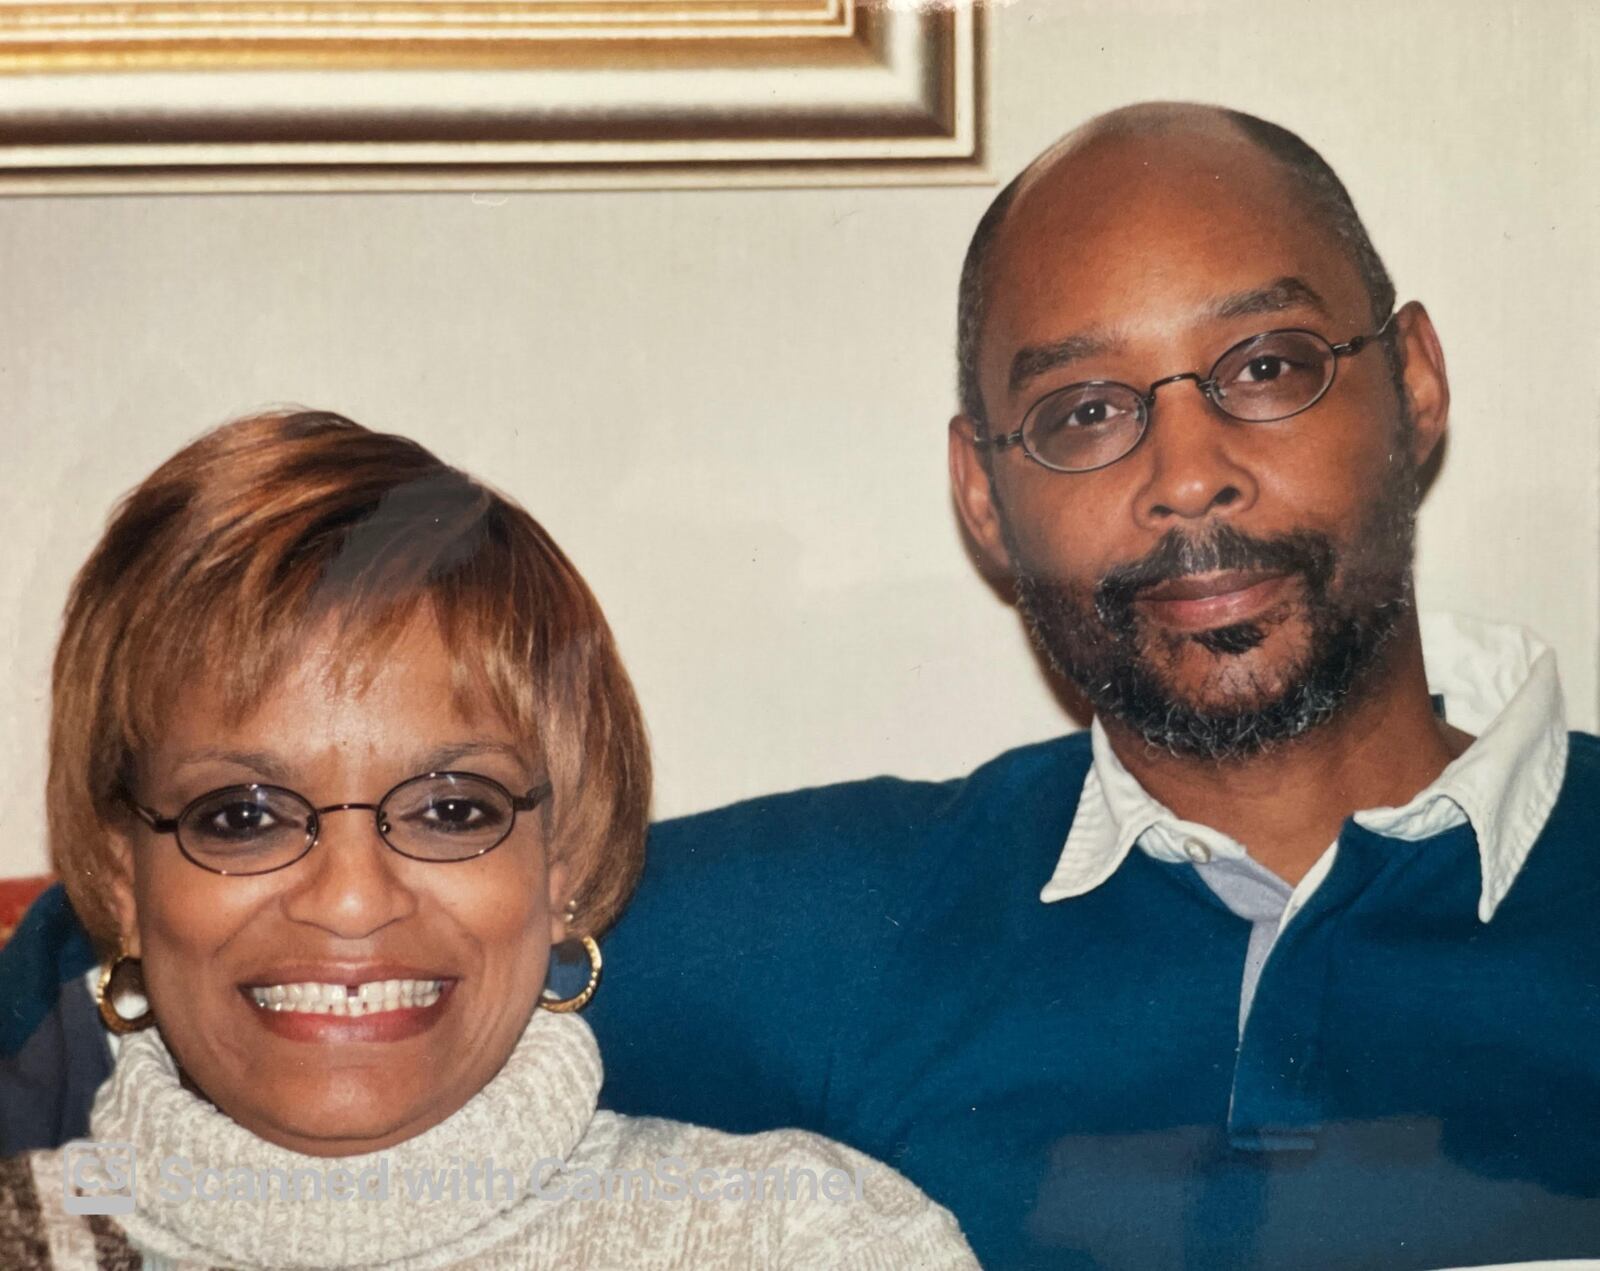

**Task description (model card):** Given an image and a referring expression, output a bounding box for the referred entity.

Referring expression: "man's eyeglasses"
[977,314,1396,474]
[125,771,552,876]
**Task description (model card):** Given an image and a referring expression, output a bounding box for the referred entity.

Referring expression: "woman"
[0,411,975,1269]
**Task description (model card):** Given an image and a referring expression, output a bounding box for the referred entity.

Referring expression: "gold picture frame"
[0,0,987,192]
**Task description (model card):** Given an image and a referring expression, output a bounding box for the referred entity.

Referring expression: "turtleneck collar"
[90,1008,601,1270]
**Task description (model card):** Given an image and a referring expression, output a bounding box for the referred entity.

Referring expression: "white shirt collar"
[1040,613,1569,923]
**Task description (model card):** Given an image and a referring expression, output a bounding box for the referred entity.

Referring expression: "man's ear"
[105,826,141,958]
[949,414,1015,576]
[1393,300,1449,467]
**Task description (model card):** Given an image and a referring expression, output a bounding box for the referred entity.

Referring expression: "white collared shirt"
[1039,612,1570,1033]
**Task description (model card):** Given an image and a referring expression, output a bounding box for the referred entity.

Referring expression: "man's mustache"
[1094,525,1335,632]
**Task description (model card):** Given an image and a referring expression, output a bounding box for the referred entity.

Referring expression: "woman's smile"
[238,966,460,1043]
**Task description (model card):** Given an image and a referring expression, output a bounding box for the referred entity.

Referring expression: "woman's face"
[113,614,567,1156]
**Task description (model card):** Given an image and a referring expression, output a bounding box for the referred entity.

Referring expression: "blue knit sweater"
[589,730,1600,1269]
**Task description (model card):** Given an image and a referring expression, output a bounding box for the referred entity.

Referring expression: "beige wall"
[1,0,1596,877]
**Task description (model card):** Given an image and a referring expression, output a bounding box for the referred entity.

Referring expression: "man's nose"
[279,808,417,939]
[1130,379,1258,530]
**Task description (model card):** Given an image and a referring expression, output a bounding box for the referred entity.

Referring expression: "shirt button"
[1183,838,1212,864]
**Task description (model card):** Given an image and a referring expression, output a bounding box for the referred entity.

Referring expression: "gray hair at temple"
[954,103,1399,426]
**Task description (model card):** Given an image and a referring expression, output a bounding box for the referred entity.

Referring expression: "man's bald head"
[956,103,1397,424]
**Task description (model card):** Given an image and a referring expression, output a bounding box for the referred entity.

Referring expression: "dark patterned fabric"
[86,1214,141,1270]
[0,1156,146,1270]
[0,1154,52,1269]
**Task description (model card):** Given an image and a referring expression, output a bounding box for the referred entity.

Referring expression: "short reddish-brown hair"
[49,410,650,952]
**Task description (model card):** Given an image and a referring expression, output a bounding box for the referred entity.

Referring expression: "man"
[5,104,1598,1268]
[595,104,1600,1268]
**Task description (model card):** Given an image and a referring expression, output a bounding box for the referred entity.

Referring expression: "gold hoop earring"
[97,953,155,1034]
[541,935,602,1013]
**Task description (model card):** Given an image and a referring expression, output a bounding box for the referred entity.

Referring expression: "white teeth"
[248,979,444,1016]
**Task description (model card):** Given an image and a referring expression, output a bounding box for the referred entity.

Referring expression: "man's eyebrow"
[1003,277,1329,400]
[1008,331,1119,395]
[1211,276,1329,321]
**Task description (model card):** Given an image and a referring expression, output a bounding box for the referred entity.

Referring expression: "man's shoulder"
[1565,729,1600,767]
[1548,729,1600,826]
[0,884,98,1060]
[1548,729,1600,815]
[595,732,1092,1066]
[645,731,1092,873]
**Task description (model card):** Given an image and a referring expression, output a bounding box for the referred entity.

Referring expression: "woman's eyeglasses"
[124,771,551,876]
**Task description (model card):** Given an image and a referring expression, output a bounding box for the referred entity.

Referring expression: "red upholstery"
[0,875,53,948]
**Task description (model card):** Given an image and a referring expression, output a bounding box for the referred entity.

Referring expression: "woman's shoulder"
[569,1112,979,1268]
[583,1110,908,1192]
[1,1147,147,1270]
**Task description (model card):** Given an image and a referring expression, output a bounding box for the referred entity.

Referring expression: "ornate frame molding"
[0,0,987,191]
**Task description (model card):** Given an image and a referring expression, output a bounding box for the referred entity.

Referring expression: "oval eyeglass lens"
[382,774,514,860]
[1209,331,1335,421]
[1025,382,1146,471]
[180,786,313,873]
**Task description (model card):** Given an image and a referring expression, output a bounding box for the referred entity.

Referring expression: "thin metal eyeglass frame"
[977,312,1397,475]
[124,770,553,876]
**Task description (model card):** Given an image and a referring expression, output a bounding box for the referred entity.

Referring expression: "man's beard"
[1007,449,1422,761]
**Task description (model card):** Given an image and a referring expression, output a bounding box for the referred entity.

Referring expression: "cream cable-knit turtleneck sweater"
[5,1010,975,1269]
